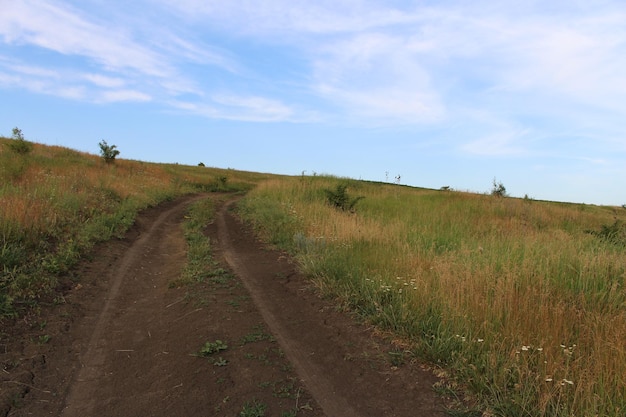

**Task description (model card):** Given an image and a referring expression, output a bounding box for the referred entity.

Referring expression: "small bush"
[99,140,120,164]
[491,178,507,197]
[324,183,364,212]
[6,127,33,155]
[216,175,228,190]
[588,220,626,246]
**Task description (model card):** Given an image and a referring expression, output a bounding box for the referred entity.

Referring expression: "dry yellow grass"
[240,175,626,416]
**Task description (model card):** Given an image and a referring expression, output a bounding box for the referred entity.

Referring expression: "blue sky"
[1,0,625,205]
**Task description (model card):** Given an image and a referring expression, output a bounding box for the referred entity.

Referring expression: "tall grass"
[238,175,626,416]
[0,138,268,318]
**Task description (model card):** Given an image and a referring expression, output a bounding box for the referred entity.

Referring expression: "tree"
[99,140,120,164]
[491,177,508,197]
[6,127,33,155]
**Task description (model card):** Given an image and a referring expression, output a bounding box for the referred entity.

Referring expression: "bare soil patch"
[1,194,447,416]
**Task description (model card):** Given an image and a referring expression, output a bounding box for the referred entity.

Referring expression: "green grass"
[238,175,626,417]
[239,399,267,417]
[4,137,625,416]
[0,137,272,318]
[170,197,219,287]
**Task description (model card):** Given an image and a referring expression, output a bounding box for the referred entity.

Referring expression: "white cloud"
[461,129,531,156]
[212,94,293,121]
[156,0,423,34]
[312,33,445,125]
[2,0,626,131]
[83,74,126,89]
[99,90,152,103]
[171,94,297,122]
[0,0,173,78]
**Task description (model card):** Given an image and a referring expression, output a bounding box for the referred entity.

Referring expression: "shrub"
[217,175,228,189]
[99,140,120,164]
[588,219,626,246]
[324,183,364,212]
[491,177,507,197]
[6,127,33,155]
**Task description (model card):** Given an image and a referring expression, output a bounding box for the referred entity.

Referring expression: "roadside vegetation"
[3,135,625,416]
[238,175,626,417]
[0,135,267,318]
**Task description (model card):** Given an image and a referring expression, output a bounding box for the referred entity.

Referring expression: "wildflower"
[521,345,530,351]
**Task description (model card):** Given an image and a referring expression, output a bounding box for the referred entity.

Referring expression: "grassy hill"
[2,138,625,416]
[0,136,273,317]
[238,177,625,416]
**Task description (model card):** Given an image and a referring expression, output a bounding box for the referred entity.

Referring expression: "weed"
[240,325,274,345]
[388,350,405,367]
[273,378,297,398]
[239,399,267,417]
[213,356,228,367]
[198,340,228,357]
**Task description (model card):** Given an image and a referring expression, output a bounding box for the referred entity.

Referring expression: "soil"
[1,194,448,416]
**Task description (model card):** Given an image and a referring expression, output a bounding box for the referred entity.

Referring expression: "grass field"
[238,175,626,417]
[0,137,270,317]
[2,137,624,416]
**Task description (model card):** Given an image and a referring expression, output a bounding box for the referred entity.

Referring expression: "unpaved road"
[1,194,447,416]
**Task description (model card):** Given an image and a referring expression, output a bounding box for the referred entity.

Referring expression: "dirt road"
[1,195,446,416]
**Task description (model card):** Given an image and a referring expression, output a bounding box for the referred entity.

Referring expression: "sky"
[1,0,625,206]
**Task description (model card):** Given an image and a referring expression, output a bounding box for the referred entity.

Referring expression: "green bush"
[491,177,507,197]
[324,183,364,212]
[99,140,120,164]
[6,127,33,155]
[588,220,626,246]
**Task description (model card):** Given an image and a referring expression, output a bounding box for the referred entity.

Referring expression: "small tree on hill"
[6,127,33,155]
[99,140,120,164]
[324,183,364,212]
[491,177,508,197]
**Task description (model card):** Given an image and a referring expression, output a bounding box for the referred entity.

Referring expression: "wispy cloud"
[156,0,423,34]
[99,90,152,103]
[2,0,626,132]
[462,129,531,157]
[83,74,126,89]
[170,94,299,122]
[312,33,445,125]
[0,1,171,77]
